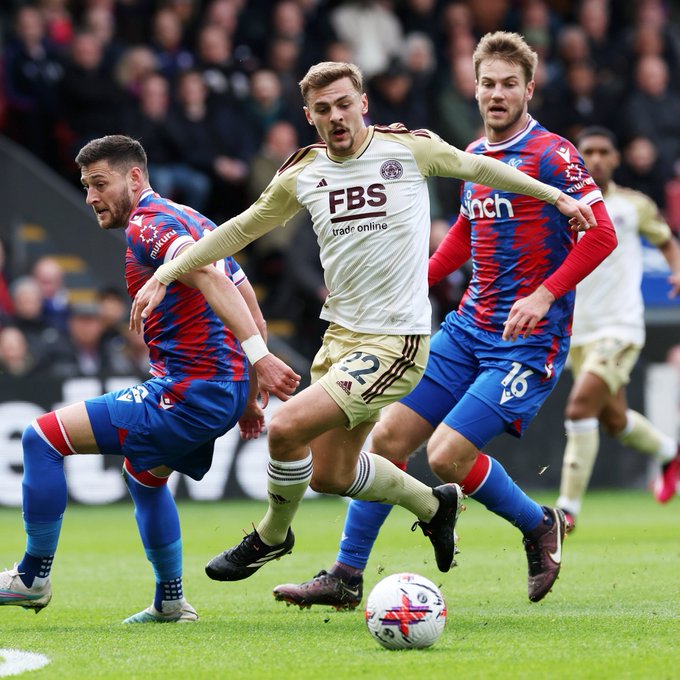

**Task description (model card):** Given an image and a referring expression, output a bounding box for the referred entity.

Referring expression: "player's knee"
[267,412,303,452]
[603,412,627,438]
[371,420,411,462]
[426,440,469,483]
[22,423,43,461]
[565,394,596,421]
[22,414,71,462]
[309,469,347,495]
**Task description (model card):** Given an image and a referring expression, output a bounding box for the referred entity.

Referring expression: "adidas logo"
[336,380,352,395]
[316,178,328,187]
[268,492,289,505]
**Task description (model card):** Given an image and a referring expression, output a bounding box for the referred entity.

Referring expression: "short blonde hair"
[299,61,364,104]
[473,31,538,84]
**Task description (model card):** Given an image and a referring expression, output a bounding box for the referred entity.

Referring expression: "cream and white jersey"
[571,183,672,347]
[156,124,562,334]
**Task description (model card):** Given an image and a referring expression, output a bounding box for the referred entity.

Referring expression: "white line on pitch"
[0,649,50,677]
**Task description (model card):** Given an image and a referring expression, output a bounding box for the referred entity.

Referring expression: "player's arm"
[637,194,680,298]
[428,215,472,285]
[130,177,301,331]
[416,135,596,230]
[503,201,617,341]
[234,275,271,438]
[177,263,301,401]
[659,235,680,298]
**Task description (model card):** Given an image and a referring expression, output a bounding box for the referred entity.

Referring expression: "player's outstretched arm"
[179,265,301,401]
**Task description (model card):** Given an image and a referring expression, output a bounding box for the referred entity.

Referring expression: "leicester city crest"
[380,160,403,180]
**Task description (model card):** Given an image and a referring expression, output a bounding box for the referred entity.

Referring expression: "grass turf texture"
[1,491,678,680]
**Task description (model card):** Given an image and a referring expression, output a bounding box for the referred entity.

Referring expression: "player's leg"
[120,461,197,623]
[273,402,434,609]
[0,402,96,612]
[205,381,334,582]
[556,359,611,524]
[603,397,679,504]
[207,328,461,581]
[83,396,199,623]
[427,403,564,603]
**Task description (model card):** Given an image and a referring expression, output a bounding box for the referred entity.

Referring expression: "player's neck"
[485,113,531,144]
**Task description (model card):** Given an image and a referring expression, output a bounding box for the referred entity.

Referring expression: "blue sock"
[124,469,183,611]
[18,424,68,587]
[336,499,393,572]
[468,456,544,534]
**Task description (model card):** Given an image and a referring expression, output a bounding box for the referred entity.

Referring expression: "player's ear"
[303,106,314,126]
[526,80,535,102]
[361,92,368,115]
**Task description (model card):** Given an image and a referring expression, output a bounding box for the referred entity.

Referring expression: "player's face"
[304,77,369,157]
[80,161,135,230]
[577,135,619,188]
[476,59,534,142]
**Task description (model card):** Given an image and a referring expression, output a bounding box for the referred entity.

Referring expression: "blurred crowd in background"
[1,0,679,379]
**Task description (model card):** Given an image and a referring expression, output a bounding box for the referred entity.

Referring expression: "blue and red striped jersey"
[454,117,602,337]
[125,190,248,381]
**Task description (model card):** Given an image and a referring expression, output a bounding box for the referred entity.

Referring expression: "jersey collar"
[326,125,374,163]
[483,115,537,153]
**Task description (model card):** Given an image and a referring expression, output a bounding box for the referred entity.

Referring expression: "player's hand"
[130,277,167,333]
[253,354,301,401]
[238,398,266,440]
[503,285,555,342]
[555,193,597,232]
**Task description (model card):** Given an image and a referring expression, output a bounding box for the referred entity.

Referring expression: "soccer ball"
[365,572,447,650]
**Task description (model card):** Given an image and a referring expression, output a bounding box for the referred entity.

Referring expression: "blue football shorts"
[401,316,569,449]
[84,376,248,480]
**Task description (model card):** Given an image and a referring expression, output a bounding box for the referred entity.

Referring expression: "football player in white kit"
[130,61,597,583]
[556,126,680,528]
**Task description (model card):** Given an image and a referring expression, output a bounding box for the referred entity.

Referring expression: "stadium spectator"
[434,53,481,150]
[38,0,74,49]
[59,30,123,160]
[114,45,159,102]
[10,275,68,370]
[0,134,298,622]
[555,126,680,527]
[194,23,250,103]
[330,0,403,78]
[31,256,70,334]
[541,60,621,142]
[622,55,680,172]
[1,5,64,168]
[149,7,194,84]
[123,72,211,213]
[260,35,616,611]
[245,120,305,315]
[396,0,440,37]
[243,69,303,150]
[367,58,430,131]
[616,136,673,211]
[170,68,255,221]
[80,5,124,71]
[0,325,39,377]
[52,300,107,377]
[130,56,601,593]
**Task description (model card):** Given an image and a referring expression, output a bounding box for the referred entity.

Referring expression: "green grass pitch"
[1,491,678,679]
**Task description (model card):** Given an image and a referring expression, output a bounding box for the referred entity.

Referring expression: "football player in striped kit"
[0,136,298,622]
